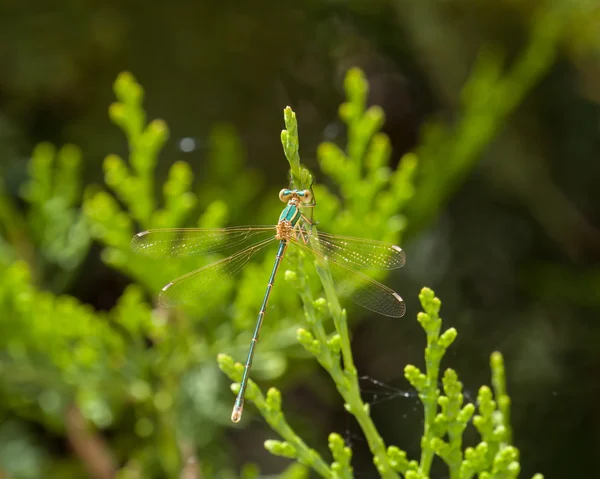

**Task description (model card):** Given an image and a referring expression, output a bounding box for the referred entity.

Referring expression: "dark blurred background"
[1,1,599,478]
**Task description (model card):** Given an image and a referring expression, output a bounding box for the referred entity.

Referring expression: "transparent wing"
[131,226,276,258]
[158,237,276,307]
[307,231,406,270]
[290,237,405,318]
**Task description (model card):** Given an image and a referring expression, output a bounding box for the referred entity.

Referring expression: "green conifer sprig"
[220,83,544,478]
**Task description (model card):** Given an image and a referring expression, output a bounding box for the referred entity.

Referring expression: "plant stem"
[419,357,440,475]
[296,252,398,479]
[263,406,332,477]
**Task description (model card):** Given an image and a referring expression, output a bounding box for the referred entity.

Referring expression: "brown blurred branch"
[179,442,200,479]
[65,404,116,479]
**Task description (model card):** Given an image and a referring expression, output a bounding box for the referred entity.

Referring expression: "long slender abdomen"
[231,240,288,422]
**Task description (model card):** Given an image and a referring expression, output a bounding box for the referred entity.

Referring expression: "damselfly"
[132,189,406,422]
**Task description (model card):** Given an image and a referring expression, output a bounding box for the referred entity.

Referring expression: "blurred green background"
[1,1,599,478]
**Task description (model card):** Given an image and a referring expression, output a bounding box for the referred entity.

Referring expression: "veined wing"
[290,237,405,318]
[131,226,276,258]
[297,230,406,270]
[158,236,276,307]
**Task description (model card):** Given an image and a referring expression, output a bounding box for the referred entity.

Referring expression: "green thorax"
[278,203,301,226]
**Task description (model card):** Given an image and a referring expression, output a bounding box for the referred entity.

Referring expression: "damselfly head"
[279,189,313,204]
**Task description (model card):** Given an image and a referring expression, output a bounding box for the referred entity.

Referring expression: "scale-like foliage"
[0,52,551,477]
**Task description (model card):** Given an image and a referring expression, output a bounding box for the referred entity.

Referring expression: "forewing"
[131,226,275,258]
[305,231,406,270]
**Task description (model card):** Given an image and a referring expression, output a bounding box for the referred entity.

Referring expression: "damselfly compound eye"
[279,189,292,202]
[301,189,313,203]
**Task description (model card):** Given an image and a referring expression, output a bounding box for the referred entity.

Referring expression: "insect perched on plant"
[132,188,406,422]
